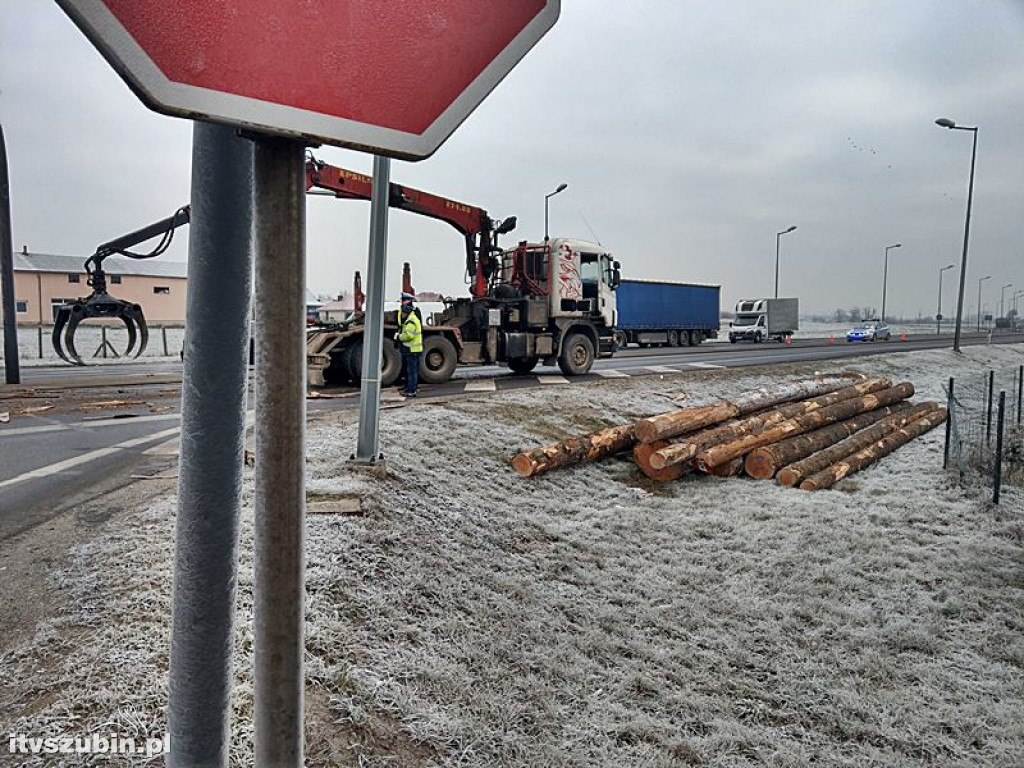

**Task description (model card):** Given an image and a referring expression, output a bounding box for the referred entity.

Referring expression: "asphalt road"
[3,331,1021,540]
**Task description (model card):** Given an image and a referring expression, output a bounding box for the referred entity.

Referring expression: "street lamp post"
[935,117,979,352]
[1000,282,1013,324]
[544,183,567,242]
[774,225,797,299]
[881,243,901,323]
[1013,289,1024,328]
[936,263,955,335]
[977,275,991,330]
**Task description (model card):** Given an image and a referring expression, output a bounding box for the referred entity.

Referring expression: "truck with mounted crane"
[304,158,620,386]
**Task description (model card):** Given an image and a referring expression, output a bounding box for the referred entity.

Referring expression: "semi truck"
[304,159,619,386]
[728,297,799,343]
[613,279,720,348]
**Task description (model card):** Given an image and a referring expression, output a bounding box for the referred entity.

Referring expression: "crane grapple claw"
[51,293,150,365]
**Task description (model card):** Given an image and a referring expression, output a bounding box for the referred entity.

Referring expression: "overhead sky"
[3,1,1023,318]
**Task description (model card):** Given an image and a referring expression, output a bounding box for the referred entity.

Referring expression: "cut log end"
[776,468,800,487]
[743,449,776,480]
[633,441,688,482]
[798,478,821,491]
[511,453,536,477]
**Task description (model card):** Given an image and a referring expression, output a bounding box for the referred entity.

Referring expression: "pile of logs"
[511,375,947,491]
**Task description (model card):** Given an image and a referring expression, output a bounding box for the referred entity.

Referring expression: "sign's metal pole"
[0,124,21,385]
[167,121,254,768]
[353,155,391,463]
[252,135,306,768]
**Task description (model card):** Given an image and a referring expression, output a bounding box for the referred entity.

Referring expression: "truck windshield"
[580,256,600,284]
[732,315,759,327]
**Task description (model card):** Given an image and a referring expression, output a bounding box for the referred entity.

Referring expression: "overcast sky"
[3,1,1023,318]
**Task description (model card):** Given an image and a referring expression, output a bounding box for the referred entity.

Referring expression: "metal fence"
[945,364,1024,507]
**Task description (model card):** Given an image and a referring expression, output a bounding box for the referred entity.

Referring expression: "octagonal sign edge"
[55,0,560,160]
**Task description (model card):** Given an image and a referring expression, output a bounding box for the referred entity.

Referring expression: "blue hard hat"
[400,292,415,301]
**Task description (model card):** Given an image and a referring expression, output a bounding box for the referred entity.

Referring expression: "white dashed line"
[537,375,570,385]
[684,362,726,369]
[645,366,679,373]
[594,369,630,378]
[464,380,497,392]
[0,426,182,489]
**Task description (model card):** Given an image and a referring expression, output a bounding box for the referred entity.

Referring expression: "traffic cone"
[785,336,792,345]
[829,334,834,343]
[900,332,907,342]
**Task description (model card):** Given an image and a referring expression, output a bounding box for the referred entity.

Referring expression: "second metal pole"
[252,136,307,767]
[353,155,391,464]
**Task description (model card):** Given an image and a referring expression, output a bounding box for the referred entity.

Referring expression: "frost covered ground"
[2,345,1023,766]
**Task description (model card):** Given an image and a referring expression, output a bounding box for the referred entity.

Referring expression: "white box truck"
[728,298,798,343]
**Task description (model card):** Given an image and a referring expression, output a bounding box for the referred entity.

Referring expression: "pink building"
[12,249,187,326]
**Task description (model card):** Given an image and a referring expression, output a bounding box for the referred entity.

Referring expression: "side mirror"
[613,260,621,270]
[612,268,621,288]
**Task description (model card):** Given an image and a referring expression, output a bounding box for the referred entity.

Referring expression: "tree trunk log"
[799,408,948,491]
[633,375,863,444]
[649,377,892,470]
[512,424,636,477]
[776,402,938,487]
[743,401,919,480]
[695,382,915,471]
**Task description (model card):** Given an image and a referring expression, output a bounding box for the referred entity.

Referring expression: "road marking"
[684,362,726,369]
[645,365,679,373]
[538,375,570,384]
[595,369,630,378]
[0,412,181,438]
[143,437,181,456]
[464,380,497,392]
[0,426,181,490]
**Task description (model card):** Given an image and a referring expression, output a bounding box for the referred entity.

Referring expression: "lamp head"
[935,118,956,129]
[785,225,797,233]
[943,264,955,270]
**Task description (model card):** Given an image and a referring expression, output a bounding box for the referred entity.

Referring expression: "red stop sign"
[56,0,559,159]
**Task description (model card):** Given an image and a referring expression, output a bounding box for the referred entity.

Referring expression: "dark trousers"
[401,348,421,393]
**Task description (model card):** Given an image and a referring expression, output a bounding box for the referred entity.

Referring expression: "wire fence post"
[37,325,43,359]
[985,369,994,445]
[944,376,954,469]
[993,390,1005,504]
[1017,364,1022,426]
[162,325,169,356]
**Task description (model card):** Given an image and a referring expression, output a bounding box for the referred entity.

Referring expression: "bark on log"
[649,377,892,470]
[776,401,938,487]
[512,424,636,477]
[632,440,689,482]
[799,408,948,491]
[695,382,915,471]
[743,400,919,480]
[633,375,864,444]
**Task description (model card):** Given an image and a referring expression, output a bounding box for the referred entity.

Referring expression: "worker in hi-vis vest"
[397,292,423,397]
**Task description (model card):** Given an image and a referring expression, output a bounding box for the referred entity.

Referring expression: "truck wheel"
[676,331,688,347]
[558,332,595,376]
[420,336,458,383]
[613,330,628,350]
[666,330,678,347]
[346,339,402,386]
[324,345,352,385]
[754,332,763,344]
[508,357,539,374]
[691,332,703,346]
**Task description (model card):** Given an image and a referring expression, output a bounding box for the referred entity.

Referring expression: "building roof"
[13,251,188,279]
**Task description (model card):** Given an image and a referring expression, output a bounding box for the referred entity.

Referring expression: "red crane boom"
[305,158,515,298]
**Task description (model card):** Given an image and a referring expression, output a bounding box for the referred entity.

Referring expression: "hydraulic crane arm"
[305,157,515,297]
